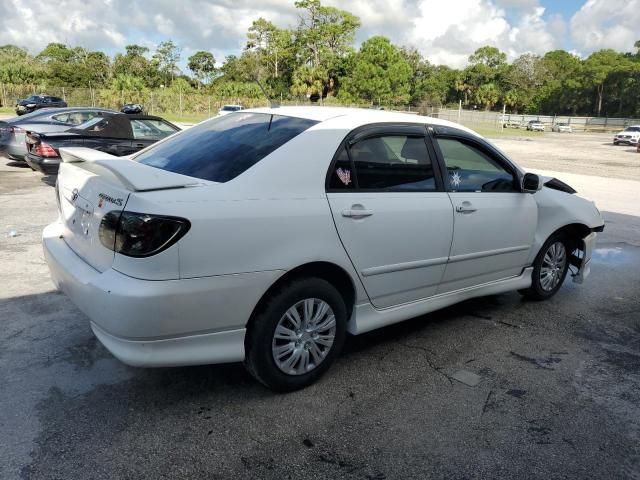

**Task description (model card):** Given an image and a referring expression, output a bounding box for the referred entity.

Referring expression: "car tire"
[244,277,347,392]
[520,232,572,301]
[613,141,618,145]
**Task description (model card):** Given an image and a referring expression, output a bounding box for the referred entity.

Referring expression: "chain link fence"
[2,84,637,131]
[431,107,640,133]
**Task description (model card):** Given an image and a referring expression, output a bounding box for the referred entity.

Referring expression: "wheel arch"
[532,222,592,264]
[245,261,358,333]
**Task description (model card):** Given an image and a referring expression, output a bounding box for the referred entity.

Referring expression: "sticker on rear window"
[336,168,351,186]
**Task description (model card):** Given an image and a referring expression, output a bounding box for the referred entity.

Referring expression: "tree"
[469,46,507,68]
[474,83,499,110]
[153,40,181,86]
[0,45,41,85]
[294,0,360,96]
[502,54,546,112]
[188,51,216,88]
[582,49,625,116]
[339,36,412,105]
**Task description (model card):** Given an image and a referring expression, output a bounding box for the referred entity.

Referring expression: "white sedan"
[43,107,604,391]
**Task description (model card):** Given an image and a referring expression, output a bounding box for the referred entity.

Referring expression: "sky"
[0,0,638,70]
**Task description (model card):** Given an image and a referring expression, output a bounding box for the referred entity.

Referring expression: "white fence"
[432,107,640,132]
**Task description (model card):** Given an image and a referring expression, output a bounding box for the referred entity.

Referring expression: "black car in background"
[15,95,67,115]
[121,103,144,114]
[24,113,180,174]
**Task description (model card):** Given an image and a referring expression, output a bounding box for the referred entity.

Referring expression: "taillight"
[34,143,58,157]
[99,211,190,258]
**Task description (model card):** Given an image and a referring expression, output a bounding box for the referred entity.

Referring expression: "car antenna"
[252,76,279,109]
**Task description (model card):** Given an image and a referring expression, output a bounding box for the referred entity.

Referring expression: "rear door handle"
[342,207,374,218]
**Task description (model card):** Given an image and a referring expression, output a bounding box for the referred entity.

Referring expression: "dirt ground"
[489,131,640,182]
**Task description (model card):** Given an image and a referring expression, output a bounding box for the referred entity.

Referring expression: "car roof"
[7,107,117,124]
[244,106,480,136]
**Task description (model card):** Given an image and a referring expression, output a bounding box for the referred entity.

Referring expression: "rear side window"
[130,119,177,140]
[135,113,317,183]
[348,135,436,190]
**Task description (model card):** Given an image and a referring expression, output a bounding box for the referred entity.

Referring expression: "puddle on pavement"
[591,244,638,264]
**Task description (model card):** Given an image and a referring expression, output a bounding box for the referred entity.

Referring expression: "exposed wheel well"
[552,223,591,250]
[246,262,357,330]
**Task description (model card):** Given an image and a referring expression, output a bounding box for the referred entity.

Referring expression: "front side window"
[436,138,516,192]
[135,113,318,183]
[348,135,436,190]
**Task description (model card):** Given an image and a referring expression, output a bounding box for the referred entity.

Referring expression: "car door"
[431,133,537,294]
[326,125,454,309]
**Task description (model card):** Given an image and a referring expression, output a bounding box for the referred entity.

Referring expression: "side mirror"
[522,173,541,193]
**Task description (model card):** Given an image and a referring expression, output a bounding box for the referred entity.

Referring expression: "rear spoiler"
[59,147,208,192]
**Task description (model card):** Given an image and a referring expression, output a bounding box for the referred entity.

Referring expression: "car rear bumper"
[25,153,61,174]
[43,221,283,367]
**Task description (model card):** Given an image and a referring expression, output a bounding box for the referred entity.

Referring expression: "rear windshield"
[134,113,318,183]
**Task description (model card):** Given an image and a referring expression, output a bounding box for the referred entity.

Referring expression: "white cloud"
[570,0,640,53]
[408,0,560,67]
[0,0,636,71]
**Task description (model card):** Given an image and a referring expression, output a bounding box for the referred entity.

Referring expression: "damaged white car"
[43,107,604,391]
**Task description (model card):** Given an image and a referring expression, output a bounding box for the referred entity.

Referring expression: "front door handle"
[342,205,374,218]
[455,202,477,214]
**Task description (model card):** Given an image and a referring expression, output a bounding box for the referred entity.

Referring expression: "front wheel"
[520,233,571,301]
[244,278,347,392]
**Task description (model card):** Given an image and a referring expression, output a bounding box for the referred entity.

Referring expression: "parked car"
[218,104,243,116]
[15,95,67,115]
[502,119,521,129]
[121,103,144,114]
[613,126,640,145]
[0,107,116,161]
[24,113,179,174]
[526,120,545,132]
[43,107,604,391]
[552,122,572,133]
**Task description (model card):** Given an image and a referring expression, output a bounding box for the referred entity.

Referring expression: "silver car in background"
[0,107,115,160]
[552,122,573,133]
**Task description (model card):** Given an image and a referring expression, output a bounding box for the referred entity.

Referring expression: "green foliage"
[1,1,639,117]
[188,51,216,87]
[339,36,411,105]
[153,40,181,86]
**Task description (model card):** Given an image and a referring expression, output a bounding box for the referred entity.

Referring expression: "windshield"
[624,127,640,132]
[221,106,241,111]
[135,112,318,183]
[25,96,42,102]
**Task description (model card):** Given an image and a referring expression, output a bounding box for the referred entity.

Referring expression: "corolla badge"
[97,193,124,208]
[71,188,79,203]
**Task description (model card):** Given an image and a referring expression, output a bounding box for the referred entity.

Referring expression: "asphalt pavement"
[1,150,639,479]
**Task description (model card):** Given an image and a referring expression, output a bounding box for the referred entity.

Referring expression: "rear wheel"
[244,277,347,392]
[520,233,571,301]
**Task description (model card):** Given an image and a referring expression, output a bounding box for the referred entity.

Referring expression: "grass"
[0,106,14,114]
[161,112,212,124]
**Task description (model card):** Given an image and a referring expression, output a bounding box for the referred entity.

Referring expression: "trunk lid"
[56,147,207,272]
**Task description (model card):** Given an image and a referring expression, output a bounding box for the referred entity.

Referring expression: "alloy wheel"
[271,298,336,376]
[540,241,567,292]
